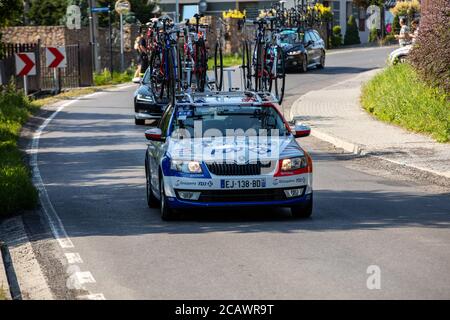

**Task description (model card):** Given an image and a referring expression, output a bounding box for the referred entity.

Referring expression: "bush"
[361,64,449,143]
[409,0,450,93]
[368,27,378,42]
[392,15,401,34]
[93,68,134,86]
[344,15,361,45]
[382,33,397,45]
[0,83,39,217]
[331,25,342,48]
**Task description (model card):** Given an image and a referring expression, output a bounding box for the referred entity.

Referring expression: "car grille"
[206,162,272,176]
[177,189,288,202]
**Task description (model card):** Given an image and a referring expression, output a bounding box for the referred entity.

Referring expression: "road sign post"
[115,0,131,72]
[15,52,36,95]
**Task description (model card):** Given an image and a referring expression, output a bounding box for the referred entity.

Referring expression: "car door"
[303,31,316,64]
[312,30,325,61]
[149,104,173,192]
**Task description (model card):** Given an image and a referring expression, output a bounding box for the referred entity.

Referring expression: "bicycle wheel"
[167,49,176,105]
[214,42,224,91]
[195,39,207,92]
[270,45,285,104]
[241,41,251,90]
[254,42,265,92]
[149,51,164,101]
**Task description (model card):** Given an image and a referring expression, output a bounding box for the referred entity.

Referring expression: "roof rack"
[174,91,279,107]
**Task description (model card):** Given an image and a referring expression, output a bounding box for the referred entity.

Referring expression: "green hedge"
[361,64,449,143]
[0,84,38,217]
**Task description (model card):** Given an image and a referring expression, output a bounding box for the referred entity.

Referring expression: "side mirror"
[292,122,311,138]
[145,128,164,141]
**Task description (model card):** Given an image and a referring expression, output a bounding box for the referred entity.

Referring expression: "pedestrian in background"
[395,18,410,47]
[410,19,420,44]
[133,29,148,82]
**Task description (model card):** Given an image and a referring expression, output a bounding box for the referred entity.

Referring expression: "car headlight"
[137,94,154,103]
[281,157,307,171]
[170,160,203,173]
[287,50,302,56]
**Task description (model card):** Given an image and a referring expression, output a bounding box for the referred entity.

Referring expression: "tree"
[344,15,361,45]
[28,0,68,25]
[0,0,23,26]
[409,0,450,92]
[96,0,158,27]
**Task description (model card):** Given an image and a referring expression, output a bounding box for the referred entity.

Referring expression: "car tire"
[146,164,159,208]
[160,177,175,221]
[300,54,308,73]
[291,195,313,219]
[317,52,325,69]
[135,118,145,125]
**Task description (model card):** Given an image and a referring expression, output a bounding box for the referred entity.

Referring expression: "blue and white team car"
[144,91,313,220]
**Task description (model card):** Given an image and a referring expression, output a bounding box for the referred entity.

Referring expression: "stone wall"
[1,26,67,46]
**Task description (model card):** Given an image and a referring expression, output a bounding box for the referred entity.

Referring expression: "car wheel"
[135,118,145,125]
[146,164,159,208]
[160,177,175,221]
[300,54,308,73]
[291,195,313,219]
[317,52,325,69]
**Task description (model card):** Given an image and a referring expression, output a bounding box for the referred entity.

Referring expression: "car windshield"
[280,32,298,45]
[171,105,289,138]
[142,69,151,84]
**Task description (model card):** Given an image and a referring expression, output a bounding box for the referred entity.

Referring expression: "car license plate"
[220,179,266,189]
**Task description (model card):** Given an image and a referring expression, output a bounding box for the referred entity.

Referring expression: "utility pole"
[88,0,96,73]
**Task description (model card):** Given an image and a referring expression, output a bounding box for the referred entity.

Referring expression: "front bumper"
[166,191,312,209]
[285,54,304,68]
[134,101,164,119]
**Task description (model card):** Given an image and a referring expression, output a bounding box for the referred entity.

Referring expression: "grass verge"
[1,82,122,218]
[207,53,242,70]
[0,83,39,217]
[361,63,449,143]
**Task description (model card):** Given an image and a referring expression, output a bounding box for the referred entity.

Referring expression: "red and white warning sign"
[46,47,67,68]
[15,52,36,76]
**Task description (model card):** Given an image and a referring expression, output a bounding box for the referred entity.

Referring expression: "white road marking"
[65,252,83,264]
[28,86,133,300]
[77,293,106,300]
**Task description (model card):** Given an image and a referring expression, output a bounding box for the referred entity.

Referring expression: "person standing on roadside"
[395,18,410,47]
[133,29,148,82]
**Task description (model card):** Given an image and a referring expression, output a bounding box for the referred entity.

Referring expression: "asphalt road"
[33,46,450,299]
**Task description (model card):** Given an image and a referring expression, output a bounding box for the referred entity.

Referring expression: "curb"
[0,242,21,300]
[309,127,450,179]
[0,242,12,300]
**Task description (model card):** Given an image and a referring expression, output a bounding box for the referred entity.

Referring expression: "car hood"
[281,43,305,53]
[167,136,304,162]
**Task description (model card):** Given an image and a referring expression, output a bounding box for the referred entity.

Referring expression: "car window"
[313,31,322,41]
[170,105,289,137]
[304,31,312,44]
[159,105,173,136]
